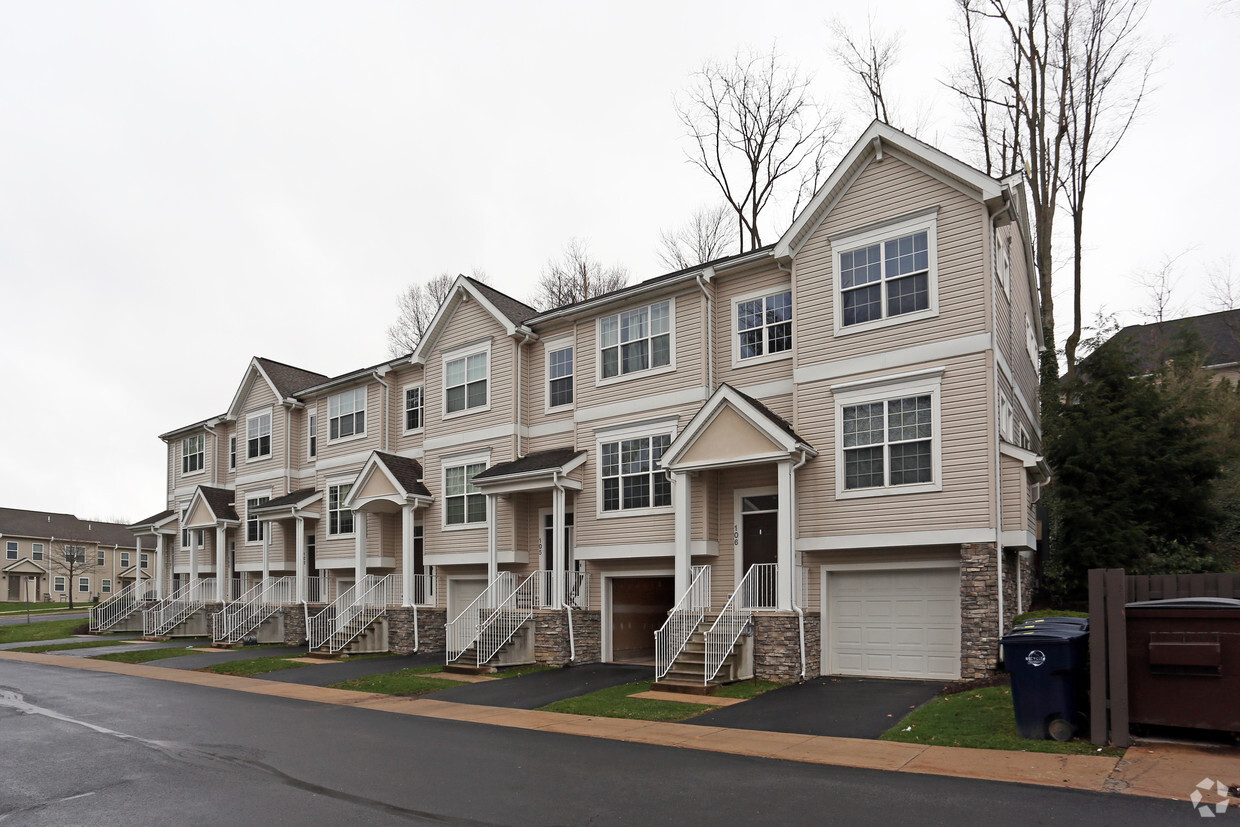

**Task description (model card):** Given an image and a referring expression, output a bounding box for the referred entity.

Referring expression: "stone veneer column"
[959,542,1000,679]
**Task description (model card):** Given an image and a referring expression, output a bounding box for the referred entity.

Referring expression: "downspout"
[990,211,1006,642]
[696,269,714,391]
[791,448,810,680]
[552,469,575,664]
[514,329,535,460]
[203,423,218,486]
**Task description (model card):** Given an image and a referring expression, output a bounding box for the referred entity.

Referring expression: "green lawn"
[11,639,126,653]
[539,679,782,723]
[200,656,310,677]
[0,617,90,644]
[880,685,1121,756]
[93,647,198,664]
[0,601,91,615]
[1013,609,1089,623]
[329,664,463,696]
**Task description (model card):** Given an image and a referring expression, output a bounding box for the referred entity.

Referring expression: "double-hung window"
[736,290,792,362]
[229,436,236,470]
[327,483,354,535]
[1025,316,1038,367]
[97,549,105,565]
[54,577,65,592]
[445,350,488,415]
[834,371,942,497]
[4,541,15,560]
[140,553,149,569]
[120,551,130,568]
[102,579,112,593]
[548,345,574,408]
[995,234,1011,296]
[32,543,43,561]
[444,462,487,526]
[180,504,191,549]
[600,300,671,380]
[246,495,270,543]
[65,546,86,564]
[836,214,937,332]
[182,434,204,474]
[246,411,272,460]
[78,577,89,593]
[308,411,317,458]
[329,388,366,441]
[404,386,424,431]
[600,434,672,512]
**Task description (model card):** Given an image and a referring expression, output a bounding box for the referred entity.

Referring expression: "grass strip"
[712,679,784,699]
[880,685,1121,756]
[11,640,126,654]
[0,617,90,645]
[93,647,198,664]
[200,656,310,677]
[1013,609,1089,623]
[329,665,461,696]
[540,680,713,722]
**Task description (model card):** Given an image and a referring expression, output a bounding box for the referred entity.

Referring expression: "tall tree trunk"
[1063,212,1084,378]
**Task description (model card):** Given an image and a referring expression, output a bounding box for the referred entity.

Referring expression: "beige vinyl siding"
[1003,222,1041,440]
[425,299,518,439]
[313,381,383,464]
[389,363,426,454]
[1000,455,1024,532]
[714,264,795,390]
[792,155,989,368]
[707,463,779,607]
[237,379,285,475]
[527,322,576,424]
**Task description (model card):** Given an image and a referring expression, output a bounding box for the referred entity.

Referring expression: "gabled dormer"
[224,357,328,470]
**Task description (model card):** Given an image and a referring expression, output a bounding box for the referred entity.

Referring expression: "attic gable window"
[599,299,672,381]
[246,410,272,460]
[834,213,938,334]
[328,388,366,441]
[182,434,205,475]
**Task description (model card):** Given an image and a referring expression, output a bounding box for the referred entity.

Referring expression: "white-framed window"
[120,551,130,568]
[995,232,1011,296]
[77,577,89,593]
[246,494,270,544]
[140,553,149,569]
[31,543,43,561]
[999,394,1015,443]
[64,546,86,563]
[308,410,318,458]
[599,299,673,382]
[53,576,65,592]
[443,456,488,528]
[4,541,15,560]
[546,343,574,409]
[733,288,793,365]
[327,482,354,536]
[1019,423,1032,451]
[444,344,490,416]
[1025,315,1038,367]
[179,503,191,550]
[102,579,112,594]
[97,549,105,565]
[833,369,943,498]
[246,410,272,460]
[404,385,424,432]
[600,434,672,513]
[229,436,236,470]
[834,212,938,334]
[182,434,205,475]
[328,387,367,441]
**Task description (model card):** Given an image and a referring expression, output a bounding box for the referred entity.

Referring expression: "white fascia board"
[226,358,282,420]
[412,278,524,364]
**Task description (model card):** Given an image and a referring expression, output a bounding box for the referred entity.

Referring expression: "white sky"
[1,1,1236,521]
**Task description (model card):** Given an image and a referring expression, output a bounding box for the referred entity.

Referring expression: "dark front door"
[7,576,20,601]
[743,512,778,606]
[611,576,675,663]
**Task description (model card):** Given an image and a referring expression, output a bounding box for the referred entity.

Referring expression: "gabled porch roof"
[345,451,433,512]
[129,509,178,535]
[661,384,816,472]
[472,448,586,494]
[183,486,240,529]
[3,558,47,575]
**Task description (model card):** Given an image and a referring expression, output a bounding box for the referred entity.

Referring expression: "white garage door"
[827,568,961,680]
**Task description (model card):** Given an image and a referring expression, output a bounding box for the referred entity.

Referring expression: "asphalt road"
[0,660,1185,825]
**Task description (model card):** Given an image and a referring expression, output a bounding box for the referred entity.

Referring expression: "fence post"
[1104,568,1130,747]
[1088,568,1108,746]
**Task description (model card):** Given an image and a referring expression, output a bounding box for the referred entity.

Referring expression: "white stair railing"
[304,576,324,603]
[445,572,514,664]
[703,563,776,684]
[654,565,711,681]
[211,579,267,640]
[143,578,212,636]
[475,572,539,666]
[306,579,361,652]
[327,574,393,654]
[91,580,158,632]
[213,576,296,645]
[536,570,590,610]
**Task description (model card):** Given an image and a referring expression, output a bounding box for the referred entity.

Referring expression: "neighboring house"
[0,508,153,603]
[131,121,1046,681]
[1104,309,1240,385]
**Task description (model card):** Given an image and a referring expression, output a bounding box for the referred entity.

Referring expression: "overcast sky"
[1,1,1235,522]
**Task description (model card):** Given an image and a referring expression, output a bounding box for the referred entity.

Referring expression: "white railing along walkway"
[90,580,157,632]
[306,578,361,652]
[475,572,539,666]
[211,579,268,641]
[143,578,212,636]
[213,576,295,645]
[703,563,776,684]
[384,573,436,608]
[536,570,591,610]
[654,565,711,681]
[445,572,514,664]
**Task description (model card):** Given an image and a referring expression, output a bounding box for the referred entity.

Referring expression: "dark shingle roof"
[1106,310,1240,374]
[0,507,152,549]
[473,448,586,481]
[466,277,538,325]
[198,487,239,522]
[130,509,176,529]
[254,488,319,511]
[374,452,431,497]
[726,385,812,447]
[255,357,330,400]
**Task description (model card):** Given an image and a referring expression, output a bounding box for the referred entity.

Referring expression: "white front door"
[827,567,961,680]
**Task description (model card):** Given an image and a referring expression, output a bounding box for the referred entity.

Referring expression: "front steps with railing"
[90,580,158,634]
[306,574,397,656]
[143,578,214,638]
[212,576,295,647]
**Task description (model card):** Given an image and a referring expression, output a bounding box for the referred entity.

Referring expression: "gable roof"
[661,384,816,470]
[1106,309,1240,374]
[254,488,321,511]
[411,276,537,363]
[185,486,240,524]
[373,452,431,497]
[0,507,151,549]
[467,278,538,325]
[255,357,329,399]
[473,448,587,481]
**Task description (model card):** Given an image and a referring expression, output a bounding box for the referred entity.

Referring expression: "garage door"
[827,568,961,680]
[610,576,674,663]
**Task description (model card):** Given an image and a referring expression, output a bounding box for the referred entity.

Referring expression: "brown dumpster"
[1125,597,1240,733]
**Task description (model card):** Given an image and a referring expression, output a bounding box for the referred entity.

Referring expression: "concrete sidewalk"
[1,647,1233,805]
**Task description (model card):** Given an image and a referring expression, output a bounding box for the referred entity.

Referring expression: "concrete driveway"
[690,676,942,739]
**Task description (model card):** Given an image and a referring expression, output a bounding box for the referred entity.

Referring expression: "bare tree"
[530,239,629,312]
[658,204,734,271]
[48,541,100,610]
[945,0,1022,176]
[386,269,487,356]
[830,16,902,125]
[1134,250,1190,324]
[1207,258,1240,312]
[1059,0,1154,378]
[677,47,843,252]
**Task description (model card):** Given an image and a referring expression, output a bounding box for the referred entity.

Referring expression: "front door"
[541,512,577,606]
[7,576,19,601]
[742,511,778,606]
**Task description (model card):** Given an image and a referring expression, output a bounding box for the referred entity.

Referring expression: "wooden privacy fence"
[1088,569,1240,746]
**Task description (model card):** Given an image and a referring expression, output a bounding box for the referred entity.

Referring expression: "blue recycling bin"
[1001,626,1089,741]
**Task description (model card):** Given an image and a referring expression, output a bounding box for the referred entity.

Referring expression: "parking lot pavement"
[433,663,654,709]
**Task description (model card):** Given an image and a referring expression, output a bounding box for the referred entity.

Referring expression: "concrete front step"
[653,680,720,695]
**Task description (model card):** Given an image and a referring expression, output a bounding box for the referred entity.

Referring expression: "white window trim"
[1025,315,1039,368]
[31,542,43,560]
[544,336,576,413]
[229,435,237,471]
[97,549,106,566]
[120,551,130,568]
[181,434,206,477]
[999,393,1015,443]
[442,339,492,420]
[832,211,939,337]
[78,577,90,593]
[730,285,794,369]
[440,448,491,531]
[244,488,273,546]
[995,231,1011,298]
[325,474,359,538]
[245,407,274,463]
[327,387,369,445]
[307,409,318,460]
[4,541,16,559]
[832,370,944,500]
[594,296,677,388]
[53,576,66,592]
[102,579,112,593]
[402,383,425,435]
[594,423,677,520]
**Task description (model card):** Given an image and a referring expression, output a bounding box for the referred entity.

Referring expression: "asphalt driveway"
[433,663,654,709]
[689,676,942,739]
[255,652,443,686]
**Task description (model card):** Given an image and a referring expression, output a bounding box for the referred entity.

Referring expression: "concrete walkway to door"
[688,676,942,739]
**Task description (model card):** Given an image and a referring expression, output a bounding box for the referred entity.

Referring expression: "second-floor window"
[5,541,15,560]
[140,553,149,569]
[445,351,488,414]
[229,436,236,470]
[842,395,935,491]
[600,300,670,380]
[246,496,270,543]
[329,388,366,440]
[308,411,317,458]
[327,483,354,535]
[600,434,672,512]
[32,543,43,560]
[120,551,130,568]
[96,549,105,565]
[247,411,272,460]
[736,290,792,362]
[548,346,573,407]
[78,577,89,593]
[182,434,204,474]
[444,462,487,526]
[405,386,424,431]
[835,214,938,333]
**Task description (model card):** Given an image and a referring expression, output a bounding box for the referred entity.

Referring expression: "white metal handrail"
[304,576,325,603]
[475,572,539,666]
[143,578,212,636]
[445,572,514,664]
[330,574,392,654]
[210,578,268,640]
[654,565,711,681]
[306,578,362,651]
[213,576,296,644]
[536,570,590,610]
[384,573,436,608]
[703,563,776,684]
[90,579,158,632]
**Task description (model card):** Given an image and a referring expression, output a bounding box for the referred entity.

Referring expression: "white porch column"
[775,461,795,611]
[189,528,199,583]
[672,471,692,597]
[261,521,271,582]
[295,516,307,602]
[401,503,416,607]
[354,510,367,585]
[551,486,566,606]
[155,534,166,599]
[215,525,227,602]
[486,494,499,584]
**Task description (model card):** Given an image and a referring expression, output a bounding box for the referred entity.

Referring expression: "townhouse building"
[126,122,1045,683]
